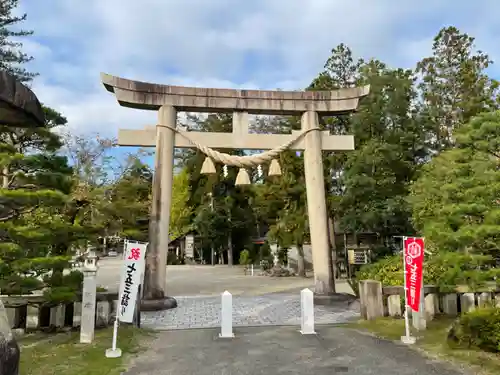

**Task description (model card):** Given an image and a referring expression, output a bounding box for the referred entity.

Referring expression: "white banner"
[117,241,147,323]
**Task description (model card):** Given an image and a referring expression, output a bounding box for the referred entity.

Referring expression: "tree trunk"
[227,234,233,266]
[297,244,306,277]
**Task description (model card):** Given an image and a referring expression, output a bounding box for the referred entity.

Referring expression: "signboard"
[185,234,194,258]
[347,249,370,265]
[403,237,424,312]
[117,241,147,323]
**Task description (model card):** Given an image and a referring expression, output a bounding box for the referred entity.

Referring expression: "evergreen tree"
[103,157,153,242]
[0,1,93,300]
[180,114,256,264]
[265,151,309,276]
[409,111,500,258]
[338,60,422,240]
[0,0,37,82]
[308,45,424,256]
[169,167,193,241]
[416,26,500,153]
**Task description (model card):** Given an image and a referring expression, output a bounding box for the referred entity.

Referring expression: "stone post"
[412,279,427,331]
[143,105,177,306]
[478,292,491,308]
[302,111,335,295]
[300,288,316,334]
[359,280,384,320]
[442,294,458,316]
[80,253,98,344]
[460,293,475,313]
[219,291,234,338]
[25,306,40,331]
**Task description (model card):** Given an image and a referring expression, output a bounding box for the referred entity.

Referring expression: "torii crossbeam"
[102,73,369,310]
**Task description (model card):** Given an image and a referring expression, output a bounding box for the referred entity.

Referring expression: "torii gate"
[101,73,369,310]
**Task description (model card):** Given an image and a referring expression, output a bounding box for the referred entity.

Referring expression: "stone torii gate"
[101,73,369,309]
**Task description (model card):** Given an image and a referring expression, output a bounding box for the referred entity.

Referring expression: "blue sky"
[14,0,500,164]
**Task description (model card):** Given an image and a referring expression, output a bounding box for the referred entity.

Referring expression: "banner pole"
[105,316,122,358]
[417,237,426,330]
[401,236,415,345]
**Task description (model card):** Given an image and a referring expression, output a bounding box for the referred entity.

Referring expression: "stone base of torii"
[102,73,369,310]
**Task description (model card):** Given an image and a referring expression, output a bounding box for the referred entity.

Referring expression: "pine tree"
[416,26,500,153]
[103,157,153,242]
[0,1,92,300]
[0,0,37,82]
[409,111,500,259]
[0,108,91,299]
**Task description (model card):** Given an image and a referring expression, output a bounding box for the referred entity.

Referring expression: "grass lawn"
[18,326,153,375]
[347,317,500,375]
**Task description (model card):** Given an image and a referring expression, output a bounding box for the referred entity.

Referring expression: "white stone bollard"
[300,288,316,335]
[219,291,234,338]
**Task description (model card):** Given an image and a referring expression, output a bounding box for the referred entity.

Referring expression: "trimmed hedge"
[356,252,500,292]
[448,307,500,352]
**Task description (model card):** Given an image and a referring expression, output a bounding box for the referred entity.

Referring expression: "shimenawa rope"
[155,124,321,168]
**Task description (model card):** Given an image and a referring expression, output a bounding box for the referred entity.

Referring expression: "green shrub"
[448,307,500,352]
[356,251,500,292]
[43,286,78,305]
[239,249,251,265]
[357,255,403,286]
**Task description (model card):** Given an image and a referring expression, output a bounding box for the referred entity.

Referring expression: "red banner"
[403,237,425,312]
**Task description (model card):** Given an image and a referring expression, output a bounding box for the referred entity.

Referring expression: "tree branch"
[0,205,40,222]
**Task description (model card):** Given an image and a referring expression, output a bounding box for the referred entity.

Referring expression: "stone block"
[359,280,384,320]
[5,308,20,329]
[478,292,492,308]
[460,293,475,313]
[412,304,426,331]
[442,294,458,316]
[50,304,66,328]
[25,305,40,331]
[109,300,118,323]
[95,301,110,328]
[387,295,402,317]
[424,293,438,321]
[495,293,500,308]
[73,302,82,328]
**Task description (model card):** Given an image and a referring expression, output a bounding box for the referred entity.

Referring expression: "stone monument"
[80,251,98,343]
[101,73,369,309]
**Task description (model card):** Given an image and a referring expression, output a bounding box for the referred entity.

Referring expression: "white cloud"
[13,0,500,138]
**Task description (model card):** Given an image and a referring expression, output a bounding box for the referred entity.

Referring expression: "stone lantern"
[83,250,98,272]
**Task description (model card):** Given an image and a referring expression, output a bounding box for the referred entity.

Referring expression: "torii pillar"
[101,73,369,309]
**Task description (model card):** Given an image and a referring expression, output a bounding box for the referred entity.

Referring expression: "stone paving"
[124,326,469,375]
[141,293,359,330]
